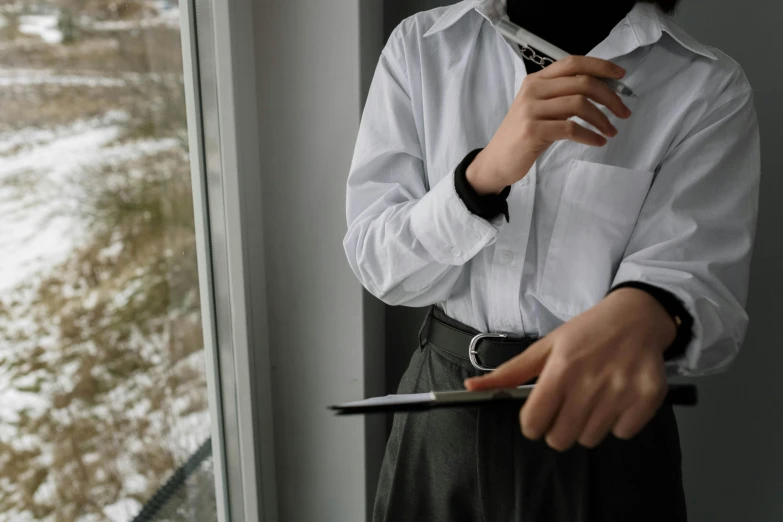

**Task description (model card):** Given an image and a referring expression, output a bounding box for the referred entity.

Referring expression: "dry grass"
[0,24,184,73]
[0,85,131,134]
[0,77,187,141]
[0,147,209,519]
[0,20,187,135]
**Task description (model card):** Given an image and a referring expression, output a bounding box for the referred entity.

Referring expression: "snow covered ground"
[0,112,178,294]
[18,14,63,44]
[0,109,186,458]
[0,3,215,519]
[0,119,210,520]
[0,68,126,88]
[1,1,180,41]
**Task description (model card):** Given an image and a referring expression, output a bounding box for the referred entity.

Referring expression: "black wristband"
[608,281,694,362]
[454,148,511,223]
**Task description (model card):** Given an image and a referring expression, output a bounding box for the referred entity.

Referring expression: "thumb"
[464,339,551,391]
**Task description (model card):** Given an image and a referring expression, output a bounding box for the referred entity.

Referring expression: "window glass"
[0,1,216,520]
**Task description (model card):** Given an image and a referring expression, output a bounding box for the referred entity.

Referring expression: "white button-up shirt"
[343,0,760,376]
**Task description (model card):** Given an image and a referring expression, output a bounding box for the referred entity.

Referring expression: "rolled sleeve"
[612,87,761,376]
[410,168,502,266]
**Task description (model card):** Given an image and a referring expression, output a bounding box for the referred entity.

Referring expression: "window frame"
[180,0,279,520]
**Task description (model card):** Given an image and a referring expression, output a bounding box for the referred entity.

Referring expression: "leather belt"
[418,305,539,371]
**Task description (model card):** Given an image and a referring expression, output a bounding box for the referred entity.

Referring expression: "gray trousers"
[373,318,687,522]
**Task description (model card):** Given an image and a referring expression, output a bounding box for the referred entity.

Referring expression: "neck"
[507,0,638,56]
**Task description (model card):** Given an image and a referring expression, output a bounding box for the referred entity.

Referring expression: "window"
[0,1,217,520]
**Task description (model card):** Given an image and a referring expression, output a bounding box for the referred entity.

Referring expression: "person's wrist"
[606,282,694,362]
[466,150,506,196]
[607,287,677,354]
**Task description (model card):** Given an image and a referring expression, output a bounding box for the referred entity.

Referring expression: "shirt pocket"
[538,159,655,319]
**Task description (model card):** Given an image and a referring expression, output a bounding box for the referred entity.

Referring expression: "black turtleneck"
[506,0,638,57]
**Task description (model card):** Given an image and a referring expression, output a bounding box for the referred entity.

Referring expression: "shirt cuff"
[410,167,502,266]
[454,148,511,223]
[607,281,694,362]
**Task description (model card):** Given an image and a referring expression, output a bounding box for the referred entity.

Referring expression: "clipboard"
[329,384,697,415]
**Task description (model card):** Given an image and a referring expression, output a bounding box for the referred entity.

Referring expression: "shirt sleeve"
[343,30,504,307]
[611,87,761,376]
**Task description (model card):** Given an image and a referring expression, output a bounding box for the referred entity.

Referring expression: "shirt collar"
[422,0,483,38]
[628,2,716,60]
[422,0,717,61]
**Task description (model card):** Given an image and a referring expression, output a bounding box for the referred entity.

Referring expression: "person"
[343,0,760,520]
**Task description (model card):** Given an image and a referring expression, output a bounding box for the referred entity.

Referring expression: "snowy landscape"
[0,1,214,521]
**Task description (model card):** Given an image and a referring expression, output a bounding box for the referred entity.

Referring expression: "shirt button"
[502,251,514,263]
[501,319,512,329]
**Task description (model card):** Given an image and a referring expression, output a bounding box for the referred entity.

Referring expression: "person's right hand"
[466,56,633,195]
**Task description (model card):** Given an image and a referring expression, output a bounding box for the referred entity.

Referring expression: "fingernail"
[546,435,565,452]
[520,419,538,440]
[614,66,626,77]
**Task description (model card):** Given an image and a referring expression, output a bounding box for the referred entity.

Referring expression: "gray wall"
[358,3,388,519]
[253,1,385,521]
[668,3,783,520]
[381,2,783,521]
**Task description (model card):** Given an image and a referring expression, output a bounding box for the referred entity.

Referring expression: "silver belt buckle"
[469,333,508,371]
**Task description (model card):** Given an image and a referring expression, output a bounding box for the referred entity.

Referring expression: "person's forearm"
[466,149,510,196]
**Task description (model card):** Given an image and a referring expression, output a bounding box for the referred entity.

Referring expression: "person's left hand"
[464,287,677,451]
